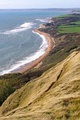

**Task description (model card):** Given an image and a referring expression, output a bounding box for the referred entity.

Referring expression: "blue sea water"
[0,9,70,75]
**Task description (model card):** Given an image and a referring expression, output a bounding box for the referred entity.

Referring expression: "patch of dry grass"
[0,51,80,120]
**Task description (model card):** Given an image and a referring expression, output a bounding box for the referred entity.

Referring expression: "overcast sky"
[0,0,80,9]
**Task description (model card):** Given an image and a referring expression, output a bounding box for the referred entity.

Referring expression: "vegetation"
[0,13,80,110]
[58,21,80,33]
[0,51,80,120]
[57,15,80,33]
[0,71,43,106]
[39,14,80,67]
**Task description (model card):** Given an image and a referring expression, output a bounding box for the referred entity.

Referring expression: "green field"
[56,14,71,19]
[73,21,80,25]
[58,21,80,33]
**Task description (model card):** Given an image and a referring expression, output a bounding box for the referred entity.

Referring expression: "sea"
[0,9,70,75]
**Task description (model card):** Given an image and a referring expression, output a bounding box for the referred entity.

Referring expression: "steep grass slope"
[0,14,80,107]
[0,51,80,120]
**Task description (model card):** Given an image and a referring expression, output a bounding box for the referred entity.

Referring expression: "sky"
[0,0,80,9]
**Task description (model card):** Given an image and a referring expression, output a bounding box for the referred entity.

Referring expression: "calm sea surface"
[0,10,70,75]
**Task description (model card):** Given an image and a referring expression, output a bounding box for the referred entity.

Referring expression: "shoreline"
[14,29,54,73]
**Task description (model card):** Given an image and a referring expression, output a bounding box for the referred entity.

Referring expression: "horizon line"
[0,8,80,10]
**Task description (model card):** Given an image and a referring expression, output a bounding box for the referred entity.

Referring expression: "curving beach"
[17,29,54,73]
[0,10,68,75]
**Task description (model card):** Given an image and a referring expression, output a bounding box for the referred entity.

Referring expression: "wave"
[2,22,34,34]
[0,31,48,75]
[36,18,48,23]
[36,18,50,23]
[32,31,48,49]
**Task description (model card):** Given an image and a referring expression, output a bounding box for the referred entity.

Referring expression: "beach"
[16,29,54,73]
[0,10,68,75]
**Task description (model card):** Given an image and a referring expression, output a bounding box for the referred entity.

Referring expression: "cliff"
[0,51,80,120]
[0,14,80,120]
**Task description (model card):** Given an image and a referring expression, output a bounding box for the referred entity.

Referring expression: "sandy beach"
[15,29,54,73]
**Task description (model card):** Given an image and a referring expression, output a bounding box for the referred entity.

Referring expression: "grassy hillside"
[0,13,80,120]
[0,51,80,120]
[0,70,43,106]
[0,13,80,113]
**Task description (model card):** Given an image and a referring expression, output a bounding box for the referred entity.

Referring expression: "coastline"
[15,29,54,73]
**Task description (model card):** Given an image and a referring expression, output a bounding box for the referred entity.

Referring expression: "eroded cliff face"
[0,51,80,120]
